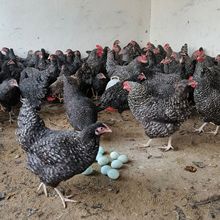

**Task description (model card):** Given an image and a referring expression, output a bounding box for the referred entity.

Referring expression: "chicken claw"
[159,145,174,152]
[206,126,219,136]
[37,182,48,197]
[145,138,152,147]
[54,188,77,208]
[194,122,208,133]
[159,136,174,151]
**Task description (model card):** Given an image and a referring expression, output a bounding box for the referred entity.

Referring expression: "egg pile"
[82,146,129,180]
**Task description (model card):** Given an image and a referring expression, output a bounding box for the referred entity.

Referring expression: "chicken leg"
[159,136,174,151]
[37,182,48,197]
[54,187,77,208]
[194,122,208,133]
[145,138,152,147]
[37,183,77,208]
[9,111,15,124]
[207,126,219,136]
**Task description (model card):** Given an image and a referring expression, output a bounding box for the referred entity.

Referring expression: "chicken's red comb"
[197,56,205,62]
[106,107,117,112]
[47,96,56,102]
[96,45,103,50]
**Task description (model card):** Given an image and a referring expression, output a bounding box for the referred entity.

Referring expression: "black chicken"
[63,75,98,130]
[75,63,93,95]
[19,55,59,109]
[0,79,20,123]
[16,98,112,208]
[98,73,146,119]
[124,78,197,151]
[91,73,109,99]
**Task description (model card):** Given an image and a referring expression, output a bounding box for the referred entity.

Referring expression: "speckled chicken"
[63,75,98,130]
[16,98,112,208]
[124,78,196,151]
[193,65,220,135]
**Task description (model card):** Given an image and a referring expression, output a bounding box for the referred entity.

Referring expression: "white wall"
[0,0,151,57]
[150,0,220,56]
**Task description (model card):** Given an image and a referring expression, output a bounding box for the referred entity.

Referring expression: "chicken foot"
[194,122,208,133]
[159,136,174,151]
[37,183,77,208]
[37,182,48,197]
[207,125,219,136]
[144,138,152,147]
[54,187,77,208]
[9,111,16,124]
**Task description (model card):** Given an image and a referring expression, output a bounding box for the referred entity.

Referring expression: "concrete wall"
[150,0,220,56]
[0,0,151,56]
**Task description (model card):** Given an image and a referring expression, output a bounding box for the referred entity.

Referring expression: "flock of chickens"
[0,40,220,208]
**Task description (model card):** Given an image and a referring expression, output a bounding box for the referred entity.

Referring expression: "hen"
[0,78,20,123]
[124,78,197,151]
[91,72,108,99]
[19,55,59,109]
[63,75,98,130]
[193,65,220,135]
[98,73,146,119]
[85,45,105,75]
[16,98,112,208]
[106,50,147,81]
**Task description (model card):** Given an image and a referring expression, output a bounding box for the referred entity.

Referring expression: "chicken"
[123,78,197,151]
[23,50,40,68]
[0,79,20,123]
[85,45,105,75]
[120,40,142,64]
[192,47,215,67]
[98,73,146,119]
[75,63,93,96]
[16,98,112,208]
[35,48,50,70]
[106,50,147,81]
[63,75,98,130]
[65,50,81,74]
[91,72,108,99]
[0,49,24,83]
[112,40,123,65]
[193,65,220,135]
[19,55,59,109]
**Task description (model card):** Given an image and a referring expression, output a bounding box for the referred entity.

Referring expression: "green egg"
[111,160,123,169]
[82,166,93,175]
[107,169,120,180]
[101,165,111,175]
[110,151,120,160]
[98,146,105,155]
[98,156,110,166]
[96,153,103,161]
[118,155,129,163]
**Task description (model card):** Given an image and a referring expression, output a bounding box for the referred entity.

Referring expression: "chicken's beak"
[138,73,146,81]
[188,79,198,88]
[103,124,112,133]
[10,80,19,87]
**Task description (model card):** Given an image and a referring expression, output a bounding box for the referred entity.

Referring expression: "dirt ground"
[0,103,220,220]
